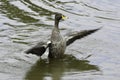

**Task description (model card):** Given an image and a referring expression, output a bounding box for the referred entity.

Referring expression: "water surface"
[0,0,120,80]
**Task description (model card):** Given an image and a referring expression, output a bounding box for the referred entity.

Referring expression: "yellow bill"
[62,15,68,20]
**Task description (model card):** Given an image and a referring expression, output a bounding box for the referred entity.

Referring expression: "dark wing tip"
[25,46,46,56]
[66,27,101,46]
[25,41,51,56]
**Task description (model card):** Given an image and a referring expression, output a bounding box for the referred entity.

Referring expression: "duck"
[25,13,101,59]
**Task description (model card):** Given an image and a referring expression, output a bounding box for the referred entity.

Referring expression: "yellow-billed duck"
[25,13,101,59]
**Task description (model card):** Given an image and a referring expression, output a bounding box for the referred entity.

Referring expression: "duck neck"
[55,19,59,29]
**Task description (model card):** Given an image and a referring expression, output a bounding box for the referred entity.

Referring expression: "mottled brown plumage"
[25,13,101,59]
[48,13,66,58]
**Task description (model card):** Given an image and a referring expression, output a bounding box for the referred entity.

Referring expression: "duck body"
[48,13,67,58]
[49,26,66,58]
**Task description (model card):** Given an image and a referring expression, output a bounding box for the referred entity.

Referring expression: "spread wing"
[25,41,51,56]
[66,28,101,46]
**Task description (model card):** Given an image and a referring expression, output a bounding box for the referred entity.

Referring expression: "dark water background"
[0,0,120,80]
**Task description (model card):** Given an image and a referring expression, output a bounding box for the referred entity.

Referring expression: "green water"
[0,0,120,80]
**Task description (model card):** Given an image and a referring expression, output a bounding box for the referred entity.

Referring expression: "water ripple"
[0,0,120,80]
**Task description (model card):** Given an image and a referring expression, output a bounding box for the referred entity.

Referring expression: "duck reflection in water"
[25,55,100,80]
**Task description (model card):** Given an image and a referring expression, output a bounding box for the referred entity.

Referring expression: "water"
[0,0,120,80]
